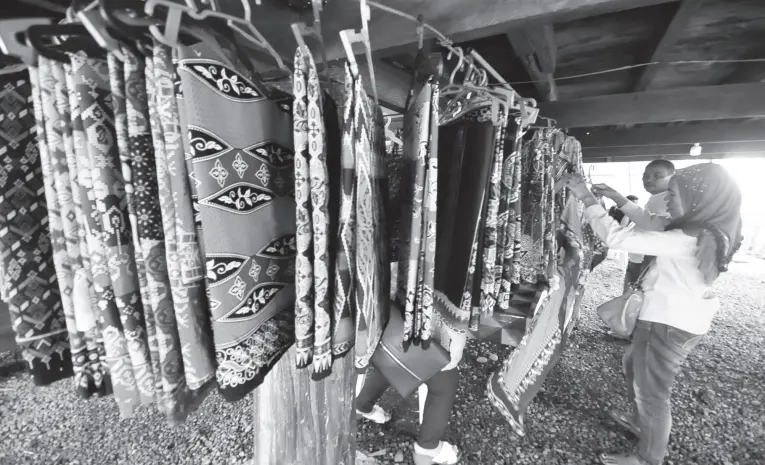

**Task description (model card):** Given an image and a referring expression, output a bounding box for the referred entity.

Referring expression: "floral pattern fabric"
[0,67,72,386]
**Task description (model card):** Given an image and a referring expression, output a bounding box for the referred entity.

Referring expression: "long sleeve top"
[584,204,718,335]
[623,192,671,263]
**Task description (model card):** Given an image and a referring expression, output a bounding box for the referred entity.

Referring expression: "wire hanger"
[0,18,52,65]
[291,0,328,77]
[339,0,378,106]
[144,0,288,72]
[384,116,403,146]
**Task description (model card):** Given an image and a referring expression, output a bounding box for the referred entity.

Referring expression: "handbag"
[370,300,451,399]
[597,258,655,338]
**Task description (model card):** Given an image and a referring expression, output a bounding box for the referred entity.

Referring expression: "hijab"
[665,163,743,284]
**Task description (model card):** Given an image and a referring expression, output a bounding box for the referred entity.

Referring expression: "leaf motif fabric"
[0,67,73,386]
[177,37,296,402]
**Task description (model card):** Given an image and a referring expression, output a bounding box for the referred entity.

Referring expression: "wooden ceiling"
[7,0,765,162]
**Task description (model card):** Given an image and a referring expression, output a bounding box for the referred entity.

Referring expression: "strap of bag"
[634,256,657,291]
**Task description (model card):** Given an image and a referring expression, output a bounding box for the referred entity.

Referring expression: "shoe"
[413,441,460,465]
[608,410,641,437]
[356,405,391,424]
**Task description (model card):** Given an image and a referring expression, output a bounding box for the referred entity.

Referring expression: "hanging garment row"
[0,1,606,434]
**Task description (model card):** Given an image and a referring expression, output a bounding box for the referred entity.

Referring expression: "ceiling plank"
[243,0,679,62]
[583,140,765,159]
[538,83,765,128]
[570,120,765,147]
[584,151,765,163]
[632,0,704,92]
[507,25,559,101]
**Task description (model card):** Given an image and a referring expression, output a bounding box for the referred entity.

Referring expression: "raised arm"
[620,201,670,231]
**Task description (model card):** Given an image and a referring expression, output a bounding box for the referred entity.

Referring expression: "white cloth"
[585,204,718,335]
[626,192,670,263]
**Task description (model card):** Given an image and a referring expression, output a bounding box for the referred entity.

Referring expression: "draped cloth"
[177,36,296,402]
[292,48,335,377]
[152,42,217,392]
[348,65,389,370]
[433,105,497,332]
[0,67,72,385]
[65,60,142,416]
[34,58,107,397]
[395,77,438,342]
[70,54,156,405]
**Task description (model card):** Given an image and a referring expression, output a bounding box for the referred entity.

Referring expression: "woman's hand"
[562,173,592,199]
[592,183,629,207]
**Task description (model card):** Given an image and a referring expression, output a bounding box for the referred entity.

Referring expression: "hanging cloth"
[292,47,335,377]
[177,35,296,402]
[70,53,157,404]
[348,64,390,370]
[495,118,524,311]
[33,57,107,397]
[0,67,72,385]
[107,53,163,398]
[64,60,142,416]
[518,128,559,286]
[395,77,439,342]
[152,42,217,393]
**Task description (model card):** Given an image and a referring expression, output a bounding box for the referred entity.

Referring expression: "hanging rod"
[366,1,513,91]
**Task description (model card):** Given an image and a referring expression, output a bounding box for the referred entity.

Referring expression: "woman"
[356,294,466,465]
[564,163,743,465]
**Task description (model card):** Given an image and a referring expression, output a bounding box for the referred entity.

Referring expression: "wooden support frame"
[583,140,765,160]
[570,120,765,147]
[632,0,704,92]
[507,25,559,101]
[538,83,765,127]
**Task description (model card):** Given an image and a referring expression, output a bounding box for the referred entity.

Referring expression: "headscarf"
[665,163,743,284]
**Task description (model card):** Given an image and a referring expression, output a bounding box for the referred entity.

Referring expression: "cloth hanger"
[71,0,126,61]
[384,117,403,146]
[0,17,52,65]
[144,0,288,72]
[339,0,378,106]
[26,22,105,63]
[291,0,328,77]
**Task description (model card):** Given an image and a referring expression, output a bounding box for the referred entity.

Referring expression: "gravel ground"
[1,256,764,465]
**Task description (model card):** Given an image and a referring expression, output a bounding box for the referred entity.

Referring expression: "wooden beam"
[570,120,765,147]
[633,0,703,92]
[538,83,765,128]
[507,25,559,101]
[583,140,765,159]
[243,0,679,62]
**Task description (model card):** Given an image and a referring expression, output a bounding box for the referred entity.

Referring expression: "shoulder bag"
[596,258,655,338]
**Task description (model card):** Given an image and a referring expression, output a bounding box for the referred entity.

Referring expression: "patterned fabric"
[433,106,496,331]
[0,67,72,385]
[152,42,217,392]
[518,129,561,286]
[349,65,389,370]
[292,48,334,376]
[65,61,142,416]
[487,237,582,436]
[495,119,524,311]
[395,78,438,342]
[332,66,356,363]
[70,54,156,404]
[34,59,106,397]
[177,37,296,402]
[476,113,508,321]
[107,54,163,397]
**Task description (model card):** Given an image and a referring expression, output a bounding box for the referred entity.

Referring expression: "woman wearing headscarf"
[563,163,743,465]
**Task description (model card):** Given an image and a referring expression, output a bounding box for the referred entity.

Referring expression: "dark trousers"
[356,368,460,449]
[624,261,645,293]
